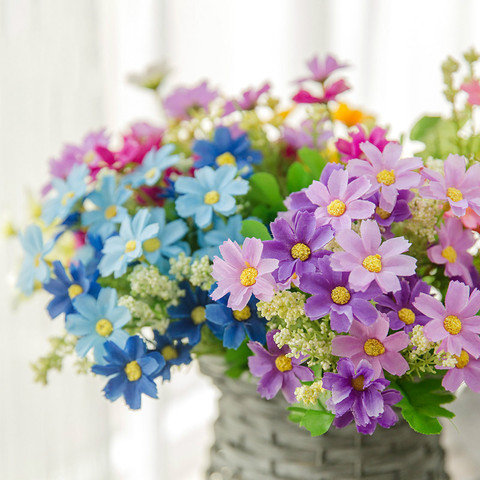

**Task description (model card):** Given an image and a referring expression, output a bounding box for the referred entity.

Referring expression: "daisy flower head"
[441,350,480,393]
[335,125,390,163]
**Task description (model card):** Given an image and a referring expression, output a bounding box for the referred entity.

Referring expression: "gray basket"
[199,356,449,480]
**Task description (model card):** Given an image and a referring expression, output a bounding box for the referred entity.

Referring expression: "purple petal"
[257,368,283,400]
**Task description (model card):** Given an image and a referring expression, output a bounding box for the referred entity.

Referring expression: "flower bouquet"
[14,49,480,476]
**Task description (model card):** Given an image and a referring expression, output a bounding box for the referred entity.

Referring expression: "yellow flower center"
[446,187,463,203]
[161,345,178,361]
[233,305,251,321]
[327,199,346,217]
[145,167,157,180]
[204,190,220,205]
[83,151,96,164]
[398,308,415,325]
[443,315,462,335]
[95,318,114,337]
[362,254,382,273]
[104,205,117,220]
[191,306,206,325]
[143,237,161,253]
[275,355,293,372]
[455,350,470,369]
[34,253,41,268]
[375,207,391,220]
[441,246,457,263]
[351,375,365,391]
[240,267,258,286]
[290,242,311,261]
[125,240,137,253]
[376,169,396,186]
[331,286,351,305]
[216,152,236,166]
[61,191,75,206]
[363,338,386,357]
[124,360,142,382]
[68,284,84,299]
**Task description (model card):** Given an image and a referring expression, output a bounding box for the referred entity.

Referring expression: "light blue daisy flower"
[123,144,179,188]
[17,225,54,295]
[174,165,249,228]
[82,175,132,238]
[98,209,159,278]
[143,208,190,273]
[42,164,89,224]
[66,287,130,363]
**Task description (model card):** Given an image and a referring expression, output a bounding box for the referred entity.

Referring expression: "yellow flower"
[333,103,370,127]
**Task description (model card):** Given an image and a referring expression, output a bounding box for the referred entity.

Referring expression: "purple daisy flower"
[322,358,402,435]
[223,82,270,115]
[347,142,422,211]
[369,190,413,228]
[375,276,431,333]
[414,280,480,357]
[305,168,375,232]
[332,314,410,378]
[330,220,417,294]
[248,330,314,403]
[300,257,379,333]
[441,350,480,393]
[297,54,348,83]
[420,154,480,217]
[262,211,333,283]
[427,217,475,286]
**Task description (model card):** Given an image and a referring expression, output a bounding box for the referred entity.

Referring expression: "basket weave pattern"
[199,356,449,480]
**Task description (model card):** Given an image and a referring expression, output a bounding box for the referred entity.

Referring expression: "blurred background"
[2,0,480,479]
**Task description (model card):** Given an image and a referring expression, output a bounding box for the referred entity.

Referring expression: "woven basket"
[199,356,450,480]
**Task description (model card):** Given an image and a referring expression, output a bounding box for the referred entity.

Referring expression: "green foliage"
[391,376,455,435]
[225,342,252,378]
[286,162,315,194]
[241,219,272,241]
[288,402,334,436]
[246,172,286,223]
[297,147,327,179]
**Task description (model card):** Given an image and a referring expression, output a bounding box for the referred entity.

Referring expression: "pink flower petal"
[413,293,446,320]
[423,319,448,342]
[380,351,409,376]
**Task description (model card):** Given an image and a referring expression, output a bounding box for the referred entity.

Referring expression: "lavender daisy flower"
[441,350,480,393]
[332,314,410,378]
[262,211,333,283]
[223,83,270,115]
[248,331,314,403]
[282,119,333,151]
[297,55,348,83]
[414,280,480,357]
[306,168,375,232]
[420,154,480,217]
[330,220,417,294]
[322,358,402,435]
[300,257,379,333]
[347,142,422,211]
[375,276,431,333]
[369,190,413,228]
[427,217,475,286]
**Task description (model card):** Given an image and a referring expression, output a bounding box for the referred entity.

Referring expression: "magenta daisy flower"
[211,238,278,311]
[427,217,475,285]
[420,154,480,217]
[305,168,375,232]
[248,330,314,403]
[330,220,417,294]
[331,314,410,378]
[335,125,390,163]
[442,350,480,393]
[413,280,480,357]
[347,142,422,211]
[297,54,348,83]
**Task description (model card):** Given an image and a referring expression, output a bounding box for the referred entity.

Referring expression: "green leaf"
[287,404,334,436]
[298,147,327,180]
[241,220,272,241]
[224,342,251,379]
[410,116,442,142]
[247,172,284,209]
[287,162,314,193]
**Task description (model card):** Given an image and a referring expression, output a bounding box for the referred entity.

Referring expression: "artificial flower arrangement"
[15,49,480,437]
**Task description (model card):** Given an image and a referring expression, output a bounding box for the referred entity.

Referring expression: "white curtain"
[2,1,480,479]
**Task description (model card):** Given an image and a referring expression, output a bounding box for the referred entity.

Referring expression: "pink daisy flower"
[335,125,390,163]
[413,280,480,357]
[297,54,348,84]
[330,220,417,294]
[211,238,278,310]
[347,142,422,211]
[461,79,480,106]
[331,314,410,378]
[420,154,480,217]
[427,217,475,285]
[441,350,480,393]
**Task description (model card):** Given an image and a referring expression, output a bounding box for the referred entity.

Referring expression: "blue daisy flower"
[143,208,190,273]
[98,209,159,278]
[167,283,219,345]
[206,295,266,349]
[193,126,262,176]
[43,260,100,319]
[152,330,193,381]
[17,225,54,295]
[82,175,131,238]
[174,165,249,228]
[66,287,130,363]
[92,335,165,410]
[123,144,179,188]
[42,164,89,224]
[73,232,105,277]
